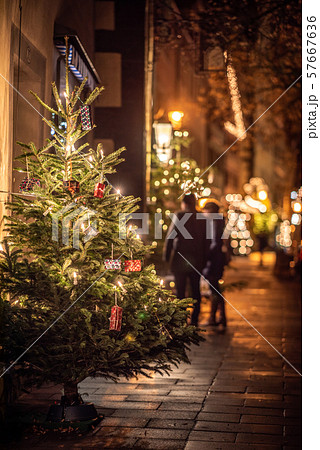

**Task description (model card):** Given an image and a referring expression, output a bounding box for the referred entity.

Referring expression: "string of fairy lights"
[150,159,212,239]
[225,194,254,255]
[275,187,302,250]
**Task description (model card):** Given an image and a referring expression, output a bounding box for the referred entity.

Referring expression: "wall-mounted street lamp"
[153,122,173,163]
[168,110,184,130]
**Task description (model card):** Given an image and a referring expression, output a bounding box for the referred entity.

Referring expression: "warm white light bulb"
[293,202,302,213]
[258,190,268,201]
[171,111,184,121]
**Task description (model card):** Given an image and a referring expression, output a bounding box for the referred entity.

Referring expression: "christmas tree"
[0,40,201,405]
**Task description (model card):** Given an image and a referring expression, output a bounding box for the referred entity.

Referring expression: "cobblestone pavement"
[12,253,302,449]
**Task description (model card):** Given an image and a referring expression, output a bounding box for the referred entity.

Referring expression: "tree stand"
[46,383,99,423]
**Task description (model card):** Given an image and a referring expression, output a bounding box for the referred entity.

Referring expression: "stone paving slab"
[188,430,237,442]
[194,421,283,435]
[111,410,198,420]
[99,417,149,428]
[10,254,301,449]
[196,412,241,423]
[146,419,195,430]
[185,443,282,450]
[133,439,186,449]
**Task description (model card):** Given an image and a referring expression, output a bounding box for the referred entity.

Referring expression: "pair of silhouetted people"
[164,193,227,329]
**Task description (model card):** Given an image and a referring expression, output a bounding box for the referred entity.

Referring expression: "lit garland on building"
[223,52,246,141]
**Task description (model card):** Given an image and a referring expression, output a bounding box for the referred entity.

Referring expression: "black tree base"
[47,403,99,422]
[46,394,101,424]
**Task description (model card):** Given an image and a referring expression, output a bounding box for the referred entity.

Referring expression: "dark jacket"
[202,216,225,281]
[164,211,207,274]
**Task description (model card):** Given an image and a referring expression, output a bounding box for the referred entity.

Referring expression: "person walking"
[163,193,207,326]
[202,201,228,331]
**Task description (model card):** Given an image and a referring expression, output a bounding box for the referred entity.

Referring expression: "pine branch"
[71,124,96,142]
[70,78,87,109]
[51,82,66,117]
[84,86,105,106]
[29,90,61,117]
[42,118,66,140]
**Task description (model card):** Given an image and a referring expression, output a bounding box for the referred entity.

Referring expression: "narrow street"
[14,253,301,449]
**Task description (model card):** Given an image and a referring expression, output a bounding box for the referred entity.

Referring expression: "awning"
[54,33,100,91]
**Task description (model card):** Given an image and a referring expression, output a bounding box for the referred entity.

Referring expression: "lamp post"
[153,122,173,164]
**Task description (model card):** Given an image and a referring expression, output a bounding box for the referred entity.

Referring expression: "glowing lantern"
[153,122,173,163]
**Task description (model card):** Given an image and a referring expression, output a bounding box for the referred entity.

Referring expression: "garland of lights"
[225,194,254,255]
[224,52,246,141]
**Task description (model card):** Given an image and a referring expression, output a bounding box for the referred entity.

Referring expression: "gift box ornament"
[19,177,40,193]
[124,260,141,272]
[109,305,123,331]
[80,105,92,130]
[104,259,121,270]
[104,244,121,270]
[63,180,80,194]
[94,182,105,198]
